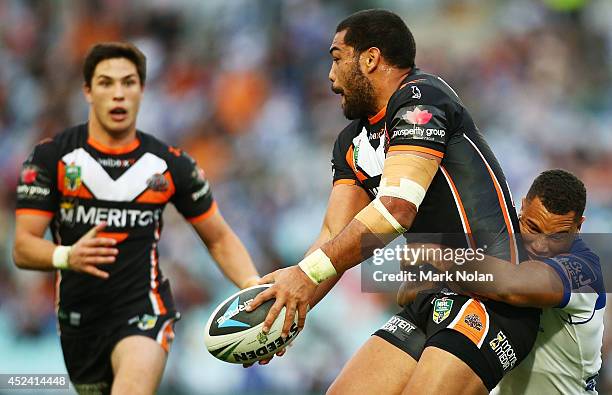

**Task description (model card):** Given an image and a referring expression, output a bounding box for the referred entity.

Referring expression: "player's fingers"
[83,256,116,265]
[275,348,287,357]
[258,356,273,365]
[262,298,285,334]
[245,288,275,312]
[80,247,118,256]
[281,301,297,339]
[257,271,276,285]
[90,247,119,256]
[85,237,118,247]
[81,265,110,279]
[242,362,254,368]
[82,222,107,239]
[297,302,308,332]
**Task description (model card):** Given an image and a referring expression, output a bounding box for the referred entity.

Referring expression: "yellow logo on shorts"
[432,297,453,324]
[137,314,158,331]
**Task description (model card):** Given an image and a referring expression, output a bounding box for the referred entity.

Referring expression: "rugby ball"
[204,284,299,364]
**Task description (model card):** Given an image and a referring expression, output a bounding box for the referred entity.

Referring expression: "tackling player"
[247,9,539,394]
[12,42,260,395]
[398,169,605,394]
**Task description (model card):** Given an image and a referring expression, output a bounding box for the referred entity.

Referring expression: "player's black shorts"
[60,310,179,395]
[374,290,540,391]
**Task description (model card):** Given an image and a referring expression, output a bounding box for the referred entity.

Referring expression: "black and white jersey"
[16,124,215,332]
[332,67,524,264]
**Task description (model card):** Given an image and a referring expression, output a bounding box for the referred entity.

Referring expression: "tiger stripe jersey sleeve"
[16,139,60,216]
[169,150,215,221]
[385,82,455,158]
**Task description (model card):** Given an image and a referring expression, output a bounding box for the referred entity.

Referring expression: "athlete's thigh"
[327,336,418,395]
[403,346,487,395]
[110,335,167,395]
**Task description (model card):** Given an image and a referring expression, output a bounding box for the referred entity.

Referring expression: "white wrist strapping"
[298,248,337,284]
[52,245,72,269]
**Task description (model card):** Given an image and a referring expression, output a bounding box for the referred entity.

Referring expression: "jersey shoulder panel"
[137,133,216,221]
[16,137,61,212]
[15,125,86,213]
[332,120,363,186]
[385,71,462,155]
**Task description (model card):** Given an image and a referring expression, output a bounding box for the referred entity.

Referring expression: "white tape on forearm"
[372,198,407,234]
[378,177,427,210]
[298,249,337,284]
[52,245,72,269]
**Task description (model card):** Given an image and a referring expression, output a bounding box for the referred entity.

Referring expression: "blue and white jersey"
[495,237,606,394]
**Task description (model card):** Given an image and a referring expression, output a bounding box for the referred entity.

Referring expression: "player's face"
[329,30,377,120]
[519,196,584,259]
[83,57,143,136]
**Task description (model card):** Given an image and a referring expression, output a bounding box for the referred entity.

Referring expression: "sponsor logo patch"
[432,297,453,324]
[489,331,517,371]
[17,184,50,198]
[217,297,252,328]
[585,374,598,392]
[21,166,38,184]
[257,331,269,345]
[137,314,158,331]
[401,107,432,125]
[232,323,299,362]
[64,163,82,192]
[190,167,210,201]
[464,313,483,331]
[97,158,135,168]
[381,315,417,341]
[59,205,162,228]
[147,173,169,192]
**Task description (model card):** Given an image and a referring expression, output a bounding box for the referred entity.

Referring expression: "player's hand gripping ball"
[205,285,299,364]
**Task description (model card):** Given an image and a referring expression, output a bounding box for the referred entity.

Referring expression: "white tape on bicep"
[378,177,427,210]
[372,198,406,234]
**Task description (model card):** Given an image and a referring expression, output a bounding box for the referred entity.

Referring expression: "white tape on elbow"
[372,198,406,234]
[378,177,427,210]
[298,248,337,284]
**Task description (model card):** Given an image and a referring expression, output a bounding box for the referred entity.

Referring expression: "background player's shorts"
[373,289,540,391]
[60,311,179,395]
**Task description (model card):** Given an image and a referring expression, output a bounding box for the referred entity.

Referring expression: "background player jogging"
[13,42,260,395]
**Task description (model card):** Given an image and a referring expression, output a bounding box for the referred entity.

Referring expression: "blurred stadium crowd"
[1,0,611,394]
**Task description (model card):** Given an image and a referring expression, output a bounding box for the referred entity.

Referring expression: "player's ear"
[362,47,381,73]
[577,216,585,231]
[82,83,93,104]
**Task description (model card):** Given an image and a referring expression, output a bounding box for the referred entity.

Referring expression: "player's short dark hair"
[526,169,586,219]
[83,42,146,87]
[336,9,416,69]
